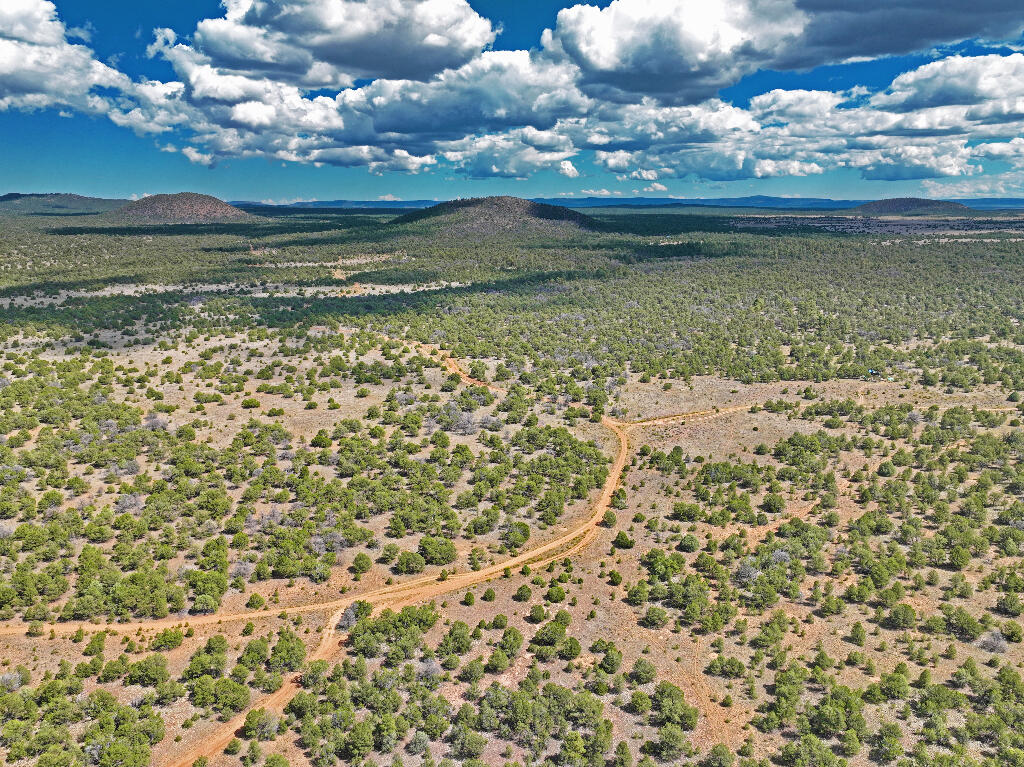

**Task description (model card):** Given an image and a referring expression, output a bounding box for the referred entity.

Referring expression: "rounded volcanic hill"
[391,196,597,237]
[847,198,973,216]
[109,193,253,224]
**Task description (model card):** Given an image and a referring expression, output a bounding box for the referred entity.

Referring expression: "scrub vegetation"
[0,196,1023,767]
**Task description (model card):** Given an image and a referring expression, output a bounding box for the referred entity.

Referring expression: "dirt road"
[160,400,755,767]
[2,335,747,766]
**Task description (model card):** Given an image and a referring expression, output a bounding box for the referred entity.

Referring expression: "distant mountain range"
[5,191,1024,217]
[0,192,127,214]
[232,195,1024,211]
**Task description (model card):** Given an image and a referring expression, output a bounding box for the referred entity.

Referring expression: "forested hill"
[0,193,126,215]
[109,192,253,224]
[848,198,974,216]
[391,196,597,237]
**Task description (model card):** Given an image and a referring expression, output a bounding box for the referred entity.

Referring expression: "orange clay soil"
[161,405,753,767]
[156,347,756,767]
[0,338,749,767]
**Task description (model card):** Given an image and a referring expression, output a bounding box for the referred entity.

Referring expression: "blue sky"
[2,1,1024,201]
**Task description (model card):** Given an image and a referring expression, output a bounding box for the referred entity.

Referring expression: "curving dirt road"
[80,342,1024,765]
[159,399,754,767]
[5,336,751,766]
[607,404,750,428]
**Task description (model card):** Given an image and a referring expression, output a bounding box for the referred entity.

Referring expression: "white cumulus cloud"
[193,0,496,87]
[0,0,129,113]
[545,0,807,104]
[5,0,1024,189]
[558,160,580,178]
